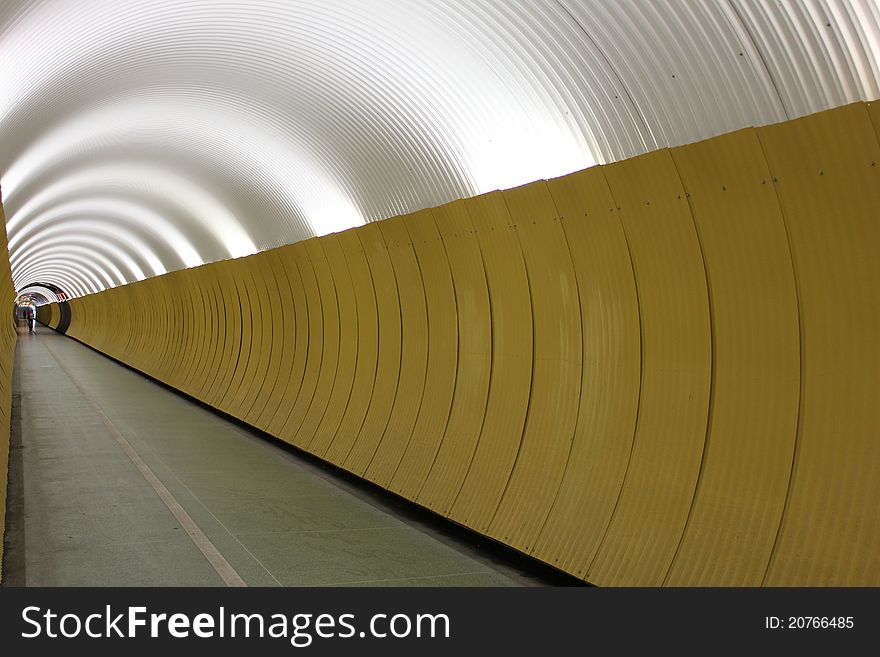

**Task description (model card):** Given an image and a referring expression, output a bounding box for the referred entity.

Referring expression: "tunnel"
[0,0,878,590]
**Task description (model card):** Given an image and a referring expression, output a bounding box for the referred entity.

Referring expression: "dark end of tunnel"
[30,327,590,587]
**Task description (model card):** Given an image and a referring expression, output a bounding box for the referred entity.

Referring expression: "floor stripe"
[43,340,247,588]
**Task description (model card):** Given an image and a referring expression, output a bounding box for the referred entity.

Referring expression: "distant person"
[26,305,35,333]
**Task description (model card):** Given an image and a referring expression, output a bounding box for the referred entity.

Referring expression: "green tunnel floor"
[5,326,547,587]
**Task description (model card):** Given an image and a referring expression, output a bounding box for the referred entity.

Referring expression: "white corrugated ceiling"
[2,0,878,297]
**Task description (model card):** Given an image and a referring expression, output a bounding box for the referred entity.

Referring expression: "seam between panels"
[483,193,536,538]
[272,254,310,433]
[319,242,361,460]
[661,151,717,586]
[283,254,323,439]
[263,256,295,422]
[446,209,496,518]
[584,169,645,581]
[754,127,806,587]
[301,244,344,453]
[337,231,382,469]
[410,212,460,502]
[360,227,404,476]
[386,223,435,489]
[220,273,248,411]
[245,260,280,421]
[528,189,586,564]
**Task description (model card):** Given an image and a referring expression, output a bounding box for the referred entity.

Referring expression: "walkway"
[4,326,542,586]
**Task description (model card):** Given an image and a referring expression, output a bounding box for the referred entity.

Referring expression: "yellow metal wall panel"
[390,209,458,499]
[308,234,359,455]
[172,272,193,391]
[169,273,189,387]
[157,276,176,381]
[206,261,240,408]
[178,273,204,397]
[448,192,532,533]
[343,222,401,476]
[229,257,261,417]
[36,305,50,325]
[199,263,226,404]
[149,279,166,373]
[293,238,341,448]
[532,166,640,578]
[237,254,275,421]
[322,229,379,465]
[199,266,227,404]
[114,289,132,368]
[151,276,177,384]
[487,181,581,553]
[664,129,800,586]
[758,103,880,585]
[148,277,170,382]
[278,243,323,445]
[416,200,492,515]
[266,244,310,436]
[588,149,712,586]
[221,259,256,416]
[118,287,136,365]
[256,247,301,432]
[178,267,202,396]
[246,251,286,427]
[176,269,204,395]
[221,260,250,411]
[124,279,149,367]
[364,214,429,488]
[194,266,222,403]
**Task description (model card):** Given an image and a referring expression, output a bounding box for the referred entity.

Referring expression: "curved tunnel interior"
[1,1,879,587]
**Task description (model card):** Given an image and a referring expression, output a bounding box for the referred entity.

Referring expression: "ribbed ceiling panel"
[1,0,878,296]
